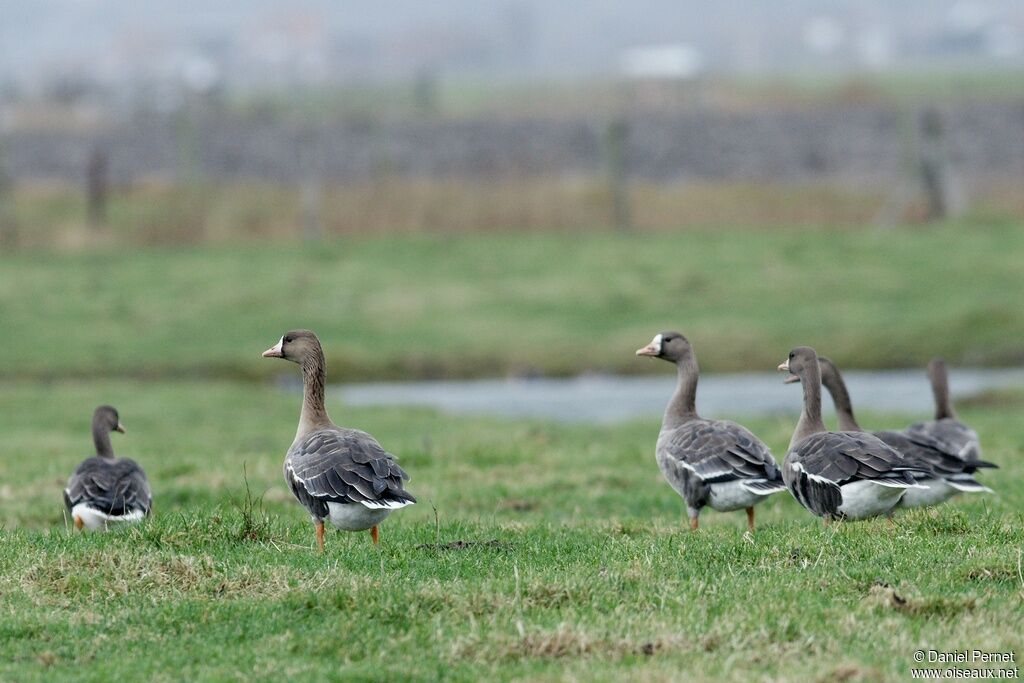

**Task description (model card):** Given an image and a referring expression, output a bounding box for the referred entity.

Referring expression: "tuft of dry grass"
[451,623,690,663]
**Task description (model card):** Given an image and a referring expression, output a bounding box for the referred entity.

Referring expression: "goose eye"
[284,336,292,343]
[789,352,795,359]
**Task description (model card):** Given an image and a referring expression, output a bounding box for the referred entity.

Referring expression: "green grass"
[2,221,1023,381]
[7,178,896,246]
[724,67,1024,105]
[0,379,1021,681]
[221,69,1024,120]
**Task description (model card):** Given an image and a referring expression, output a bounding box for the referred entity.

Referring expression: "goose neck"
[822,369,862,432]
[298,348,332,436]
[930,364,955,420]
[790,364,826,450]
[92,420,114,458]
[663,355,699,430]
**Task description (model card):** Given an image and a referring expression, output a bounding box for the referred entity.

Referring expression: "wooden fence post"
[86,145,108,230]
[604,118,632,233]
[0,138,14,249]
[918,106,966,222]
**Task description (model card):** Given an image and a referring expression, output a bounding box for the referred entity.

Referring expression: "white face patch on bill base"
[635,334,663,357]
[262,337,284,358]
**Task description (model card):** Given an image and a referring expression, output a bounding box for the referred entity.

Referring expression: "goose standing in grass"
[803,356,994,508]
[904,358,994,469]
[64,405,151,530]
[263,330,415,552]
[636,332,785,532]
[779,347,928,521]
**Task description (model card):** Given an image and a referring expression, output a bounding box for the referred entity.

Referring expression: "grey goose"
[779,347,928,521]
[63,405,152,530]
[801,356,994,508]
[263,330,415,552]
[636,332,785,532]
[904,358,993,469]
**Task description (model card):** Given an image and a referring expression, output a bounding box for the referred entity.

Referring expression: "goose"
[63,405,152,530]
[263,330,415,552]
[790,357,993,508]
[778,347,928,521]
[636,332,785,532]
[904,358,994,468]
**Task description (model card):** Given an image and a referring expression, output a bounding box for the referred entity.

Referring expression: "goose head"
[635,332,693,364]
[782,356,841,385]
[262,329,322,365]
[93,405,125,434]
[778,346,818,383]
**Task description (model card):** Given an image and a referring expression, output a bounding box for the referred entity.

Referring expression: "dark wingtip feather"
[970,459,999,469]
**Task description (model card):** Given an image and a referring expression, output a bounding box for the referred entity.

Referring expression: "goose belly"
[71,503,145,531]
[325,503,391,531]
[836,481,906,519]
[707,481,765,512]
[897,479,956,508]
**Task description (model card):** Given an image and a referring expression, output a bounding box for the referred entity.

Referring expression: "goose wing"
[64,457,152,517]
[659,419,782,487]
[904,419,994,469]
[786,431,924,517]
[285,429,416,515]
[874,430,964,478]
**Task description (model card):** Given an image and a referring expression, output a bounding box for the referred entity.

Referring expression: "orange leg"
[74,516,84,531]
[315,520,325,554]
[689,516,699,531]
[823,516,831,528]
[746,506,755,533]
[370,525,379,545]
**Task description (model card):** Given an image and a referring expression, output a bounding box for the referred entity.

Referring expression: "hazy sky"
[2,0,1022,85]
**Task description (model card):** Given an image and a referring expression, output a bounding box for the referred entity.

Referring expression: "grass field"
[227,68,1024,119]
[0,379,1021,681]
[7,179,894,247]
[2,221,1023,381]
